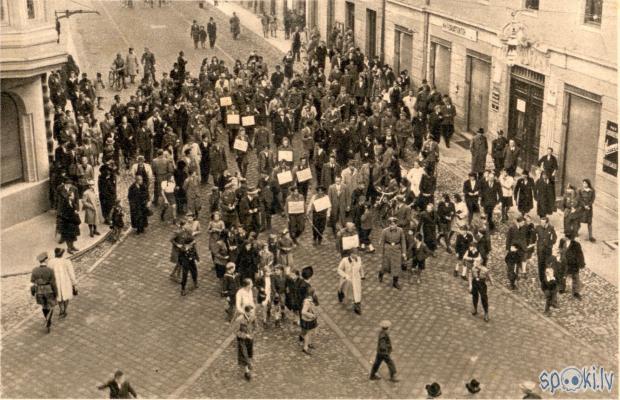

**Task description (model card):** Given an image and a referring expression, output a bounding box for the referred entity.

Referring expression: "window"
[1,94,24,186]
[584,0,602,25]
[1,0,6,22]
[26,0,35,19]
[525,0,539,10]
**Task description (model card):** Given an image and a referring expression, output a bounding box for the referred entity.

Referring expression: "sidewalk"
[205,0,293,55]
[0,210,110,277]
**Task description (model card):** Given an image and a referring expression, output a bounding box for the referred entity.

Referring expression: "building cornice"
[0,53,68,79]
[385,0,617,71]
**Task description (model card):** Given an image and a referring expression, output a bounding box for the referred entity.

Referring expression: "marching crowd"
[29,9,592,392]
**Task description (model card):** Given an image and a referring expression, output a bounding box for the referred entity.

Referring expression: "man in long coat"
[327,177,350,235]
[128,175,149,234]
[535,171,556,218]
[208,143,227,188]
[514,170,535,216]
[470,128,488,179]
[379,217,406,290]
[207,17,217,49]
[535,217,557,286]
[337,250,364,314]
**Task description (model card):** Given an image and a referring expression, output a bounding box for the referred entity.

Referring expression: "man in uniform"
[470,260,493,322]
[369,320,399,382]
[30,252,58,333]
[379,217,406,290]
[151,149,174,206]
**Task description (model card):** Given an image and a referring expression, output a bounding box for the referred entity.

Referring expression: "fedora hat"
[465,379,480,394]
[37,252,49,263]
[426,382,441,398]
[301,265,314,280]
[476,128,485,134]
[54,247,65,258]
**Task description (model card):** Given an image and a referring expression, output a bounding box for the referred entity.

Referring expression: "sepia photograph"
[0,0,617,398]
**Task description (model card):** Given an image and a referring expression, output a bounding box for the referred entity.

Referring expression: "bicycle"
[374,187,397,227]
[108,68,123,91]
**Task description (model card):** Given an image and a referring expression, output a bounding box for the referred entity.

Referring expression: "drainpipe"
[380,0,386,64]
[421,0,430,81]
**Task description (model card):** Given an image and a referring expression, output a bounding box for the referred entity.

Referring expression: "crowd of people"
[33,5,592,390]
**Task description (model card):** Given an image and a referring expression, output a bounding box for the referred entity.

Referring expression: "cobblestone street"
[0,1,617,399]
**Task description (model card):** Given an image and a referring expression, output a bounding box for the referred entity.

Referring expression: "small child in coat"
[109,200,124,242]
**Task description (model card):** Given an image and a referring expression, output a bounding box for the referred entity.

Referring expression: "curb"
[2,228,132,337]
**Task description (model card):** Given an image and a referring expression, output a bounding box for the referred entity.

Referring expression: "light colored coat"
[48,257,76,302]
[337,255,364,303]
[82,188,100,225]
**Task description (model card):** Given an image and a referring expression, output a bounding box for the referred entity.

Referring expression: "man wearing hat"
[465,379,481,395]
[152,149,174,206]
[470,128,488,180]
[82,179,101,237]
[369,320,398,382]
[379,217,406,289]
[239,186,261,234]
[426,382,442,398]
[285,186,306,245]
[30,252,58,333]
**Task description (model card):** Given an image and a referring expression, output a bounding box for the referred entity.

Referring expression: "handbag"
[72,286,78,296]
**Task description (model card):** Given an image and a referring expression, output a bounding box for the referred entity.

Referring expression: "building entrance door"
[508,66,544,170]
[466,53,491,134]
[561,87,602,191]
[430,41,451,96]
[394,28,413,75]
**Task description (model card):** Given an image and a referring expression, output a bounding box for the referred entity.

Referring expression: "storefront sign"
[603,121,618,177]
[491,88,500,112]
[442,22,477,42]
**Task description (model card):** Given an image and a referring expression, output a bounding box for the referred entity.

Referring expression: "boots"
[353,302,362,315]
[378,271,384,283]
[337,290,344,303]
[392,277,401,290]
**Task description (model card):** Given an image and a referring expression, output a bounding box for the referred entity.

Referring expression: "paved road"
[1,1,617,399]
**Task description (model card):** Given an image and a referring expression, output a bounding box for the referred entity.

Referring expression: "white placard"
[277,170,293,185]
[313,196,331,212]
[287,200,305,214]
[233,139,248,152]
[296,168,312,182]
[516,99,526,113]
[342,234,359,250]
[220,97,232,106]
[227,114,240,125]
[242,115,255,126]
[278,150,293,162]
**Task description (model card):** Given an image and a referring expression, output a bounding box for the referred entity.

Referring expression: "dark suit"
[98,380,137,399]
[463,179,481,223]
[370,329,396,379]
[320,162,341,190]
[535,224,557,284]
[480,179,502,229]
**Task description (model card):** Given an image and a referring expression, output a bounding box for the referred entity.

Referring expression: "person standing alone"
[369,320,399,382]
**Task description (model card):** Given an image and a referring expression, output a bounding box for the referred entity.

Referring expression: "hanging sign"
[603,121,618,177]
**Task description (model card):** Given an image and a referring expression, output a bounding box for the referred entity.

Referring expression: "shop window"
[26,0,35,19]
[584,0,602,25]
[525,0,539,10]
[1,94,24,186]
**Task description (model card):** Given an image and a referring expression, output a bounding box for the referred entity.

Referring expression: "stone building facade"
[308,0,617,212]
[1,0,67,228]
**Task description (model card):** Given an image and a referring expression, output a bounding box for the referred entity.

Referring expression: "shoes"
[589,237,596,242]
[89,233,94,238]
[244,371,252,381]
[389,376,400,383]
[369,375,381,381]
[461,276,467,281]
[483,313,489,322]
[298,335,304,342]
[93,231,101,236]
[337,291,344,303]
[471,309,478,316]
[573,293,582,300]
[308,344,316,349]
[378,272,384,283]
[302,348,312,356]
[392,282,401,290]
[67,248,77,255]
[446,248,453,254]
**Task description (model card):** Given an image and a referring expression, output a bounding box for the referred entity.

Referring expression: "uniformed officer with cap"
[379,217,406,289]
[369,320,399,382]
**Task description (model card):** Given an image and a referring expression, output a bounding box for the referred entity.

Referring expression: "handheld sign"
[233,139,248,152]
[288,200,305,214]
[220,97,232,106]
[342,234,360,250]
[242,115,255,127]
[296,168,312,182]
[227,114,240,125]
[278,150,293,162]
[313,195,331,212]
[277,170,293,185]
